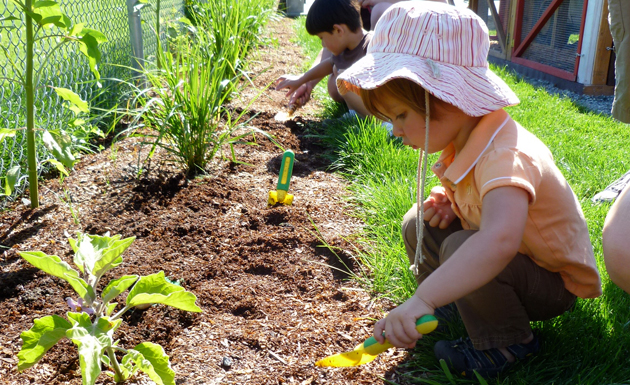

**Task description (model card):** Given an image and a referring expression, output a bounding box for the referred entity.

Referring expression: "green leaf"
[18,251,89,299]
[54,87,89,114]
[70,233,135,280]
[32,1,69,28]
[117,352,137,381]
[3,165,20,196]
[102,275,139,303]
[73,28,107,81]
[45,158,69,177]
[92,236,135,279]
[127,342,175,385]
[127,271,201,312]
[17,315,71,371]
[70,118,86,127]
[66,313,120,385]
[42,129,76,169]
[0,128,17,143]
[0,15,20,23]
[105,302,118,316]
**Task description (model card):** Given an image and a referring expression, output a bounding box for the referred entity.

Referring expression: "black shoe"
[434,335,540,379]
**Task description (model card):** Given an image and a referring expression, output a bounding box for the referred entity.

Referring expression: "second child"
[275,0,371,118]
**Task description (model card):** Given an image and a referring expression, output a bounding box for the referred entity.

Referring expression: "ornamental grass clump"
[123,26,270,176]
[190,0,277,76]
[17,232,201,385]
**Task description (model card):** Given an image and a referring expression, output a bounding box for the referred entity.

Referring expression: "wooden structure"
[469,0,614,95]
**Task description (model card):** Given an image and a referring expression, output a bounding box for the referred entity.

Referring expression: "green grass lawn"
[292,17,630,385]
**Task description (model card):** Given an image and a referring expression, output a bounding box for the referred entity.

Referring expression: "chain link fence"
[0,0,185,205]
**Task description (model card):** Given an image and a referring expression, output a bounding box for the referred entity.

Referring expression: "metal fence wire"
[0,0,185,205]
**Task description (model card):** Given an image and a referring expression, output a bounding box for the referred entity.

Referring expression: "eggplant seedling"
[17,232,201,385]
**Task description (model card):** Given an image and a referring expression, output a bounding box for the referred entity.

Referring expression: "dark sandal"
[434,335,540,378]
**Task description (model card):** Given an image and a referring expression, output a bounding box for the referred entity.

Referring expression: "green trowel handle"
[276,150,295,191]
[361,314,438,355]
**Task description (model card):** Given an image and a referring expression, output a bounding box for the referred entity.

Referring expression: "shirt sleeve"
[475,148,543,205]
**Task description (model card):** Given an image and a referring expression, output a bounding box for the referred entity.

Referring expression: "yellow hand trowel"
[268,150,295,206]
[315,314,438,367]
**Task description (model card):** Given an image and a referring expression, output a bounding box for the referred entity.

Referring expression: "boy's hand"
[275,75,304,99]
[290,83,314,107]
[373,294,434,348]
[423,186,455,229]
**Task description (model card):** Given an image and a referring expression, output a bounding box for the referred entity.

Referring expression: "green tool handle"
[276,150,295,192]
[361,314,438,355]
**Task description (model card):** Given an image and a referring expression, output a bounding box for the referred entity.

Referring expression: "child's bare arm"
[275,58,334,98]
[374,186,529,347]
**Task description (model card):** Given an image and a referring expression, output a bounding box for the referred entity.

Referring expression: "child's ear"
[332,24,345,36]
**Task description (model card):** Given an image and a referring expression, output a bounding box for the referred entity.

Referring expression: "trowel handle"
[361,314,438,355]
[276,150,295,192]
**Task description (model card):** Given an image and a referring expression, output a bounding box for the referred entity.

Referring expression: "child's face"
[375,97,460,153]
[316,28,344,56]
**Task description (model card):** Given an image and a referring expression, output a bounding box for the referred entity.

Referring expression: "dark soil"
[0,14,422,385]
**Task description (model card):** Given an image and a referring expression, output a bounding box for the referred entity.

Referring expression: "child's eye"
[396,113,406,121]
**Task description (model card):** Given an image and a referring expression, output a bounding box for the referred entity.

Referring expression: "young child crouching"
[336,2,602,378]
[275,0,372,118]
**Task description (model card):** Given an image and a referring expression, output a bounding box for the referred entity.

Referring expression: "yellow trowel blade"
[315,314,438,368]
[315,342,389,367]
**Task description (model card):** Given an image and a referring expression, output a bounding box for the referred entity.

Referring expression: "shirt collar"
[436,109,511,185]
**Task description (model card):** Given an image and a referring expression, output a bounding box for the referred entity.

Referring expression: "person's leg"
[608,0,630,123]
[603,183,630,294]
[341,90,371,118]
[401,203,463,285]
[438,230,576,350]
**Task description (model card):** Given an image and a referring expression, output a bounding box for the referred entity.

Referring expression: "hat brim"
[337,52,520,117]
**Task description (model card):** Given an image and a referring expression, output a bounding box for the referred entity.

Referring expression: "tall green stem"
[106,347,125,383]
[156,0,161,69]
[24,0,39,208]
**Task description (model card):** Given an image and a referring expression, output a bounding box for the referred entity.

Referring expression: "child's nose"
[392,124,403,137]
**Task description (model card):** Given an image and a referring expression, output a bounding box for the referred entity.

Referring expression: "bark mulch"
[0,13,433,385]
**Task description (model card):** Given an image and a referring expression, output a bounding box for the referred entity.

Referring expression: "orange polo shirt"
[432,109,602,299]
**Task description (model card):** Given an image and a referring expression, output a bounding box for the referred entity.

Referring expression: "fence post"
[126,0,145,80]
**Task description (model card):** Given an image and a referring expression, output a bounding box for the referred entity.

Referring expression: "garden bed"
[0,16,426,385]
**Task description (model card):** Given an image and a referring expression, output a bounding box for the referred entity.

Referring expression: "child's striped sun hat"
[336,1,519,117]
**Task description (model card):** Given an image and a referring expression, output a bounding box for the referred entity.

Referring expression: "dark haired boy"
[275,0,372,118]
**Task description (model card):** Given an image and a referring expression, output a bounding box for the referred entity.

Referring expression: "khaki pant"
[609,0,630,123]
[402,205,576,350]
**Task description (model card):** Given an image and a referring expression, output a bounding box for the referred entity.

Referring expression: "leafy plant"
[17,232,201,385]
[120,25,273,175]
[0,0,106,208]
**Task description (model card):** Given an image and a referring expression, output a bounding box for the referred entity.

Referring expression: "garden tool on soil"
[268,149,295,206]
[315,314,438,367]
[274,103,298,122]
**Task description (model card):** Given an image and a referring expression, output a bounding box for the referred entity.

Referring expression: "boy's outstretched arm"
[275,57,334,100]
[374,186,529,347]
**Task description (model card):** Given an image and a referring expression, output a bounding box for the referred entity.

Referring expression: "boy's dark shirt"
[332,31,373,71]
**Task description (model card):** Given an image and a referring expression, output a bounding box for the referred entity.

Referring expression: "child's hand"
[289,83,314,107]
[275,75,304,99]
[423,186,455,229]
[373,294,434,348]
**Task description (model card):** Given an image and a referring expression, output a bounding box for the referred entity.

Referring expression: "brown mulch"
[0,13,427,385]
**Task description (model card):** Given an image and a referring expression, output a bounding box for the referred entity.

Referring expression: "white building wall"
[578,0,606,84]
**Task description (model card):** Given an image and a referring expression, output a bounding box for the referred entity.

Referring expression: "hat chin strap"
[411,89,430,276]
